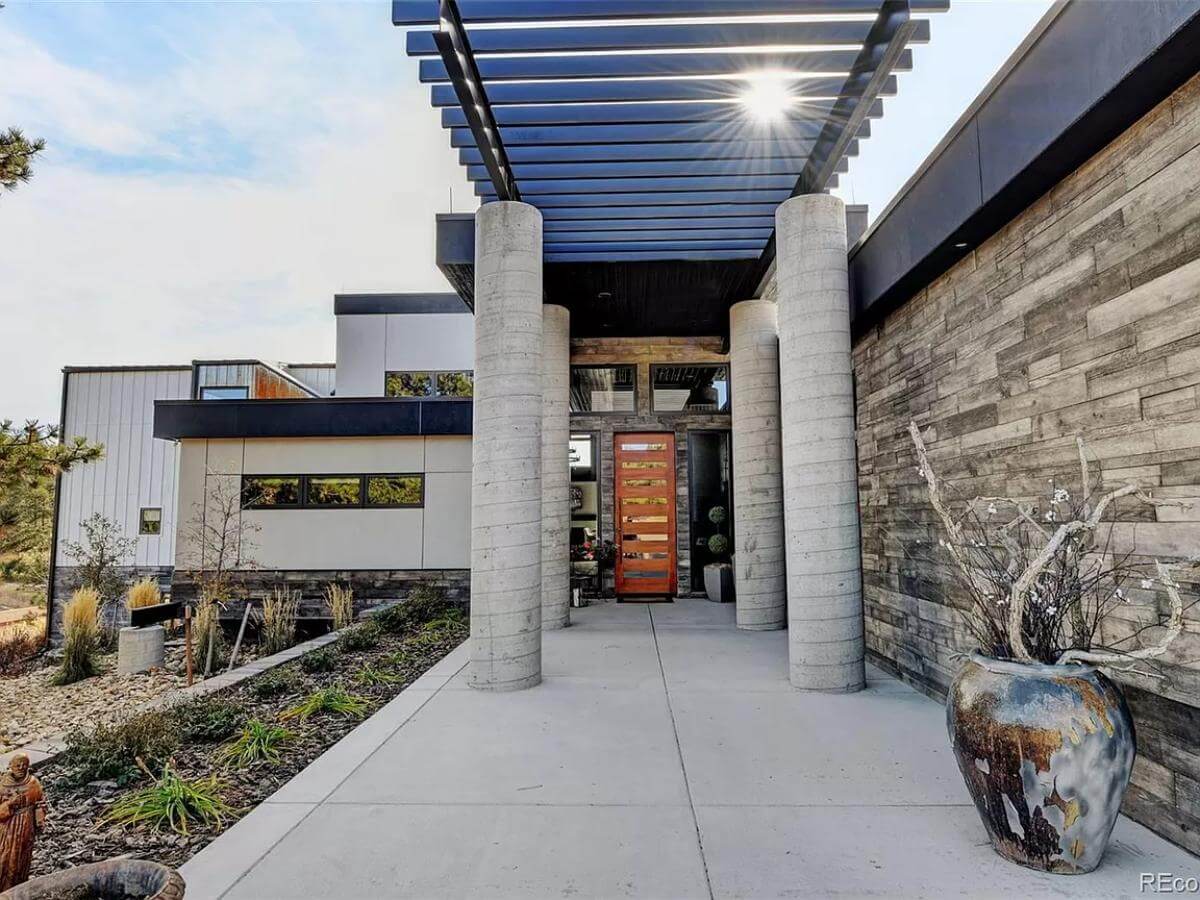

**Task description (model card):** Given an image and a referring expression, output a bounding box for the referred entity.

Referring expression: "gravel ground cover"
[27,604,467,879]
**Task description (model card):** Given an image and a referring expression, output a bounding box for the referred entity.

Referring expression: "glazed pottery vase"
[0,859,184,899]
[946,654,1135,874]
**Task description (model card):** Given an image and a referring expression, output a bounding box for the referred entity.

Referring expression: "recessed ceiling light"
[954,242,969,249]
[598,291,612,302]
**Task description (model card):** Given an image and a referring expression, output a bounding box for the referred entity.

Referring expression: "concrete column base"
[117,625,165,674]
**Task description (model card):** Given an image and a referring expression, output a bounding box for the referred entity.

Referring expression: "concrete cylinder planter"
[703,563,735,603]
[946,654,1135,874]
[117,624,166,675]
[2,859,185,899]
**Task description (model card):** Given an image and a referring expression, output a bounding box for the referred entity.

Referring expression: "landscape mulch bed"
[28,614,468,879]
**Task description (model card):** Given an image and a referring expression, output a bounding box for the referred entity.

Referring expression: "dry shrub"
[194,593,225,673]
[55,587,101,684]
[0,624,42,675]
[261,587,300,656]
[126,577,162,610]
[325,583,354,631]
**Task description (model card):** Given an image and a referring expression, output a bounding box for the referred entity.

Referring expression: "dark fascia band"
[153,398,472,441]
[333,293,470,316]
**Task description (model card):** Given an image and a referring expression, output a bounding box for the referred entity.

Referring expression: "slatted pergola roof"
[395,0,946,270]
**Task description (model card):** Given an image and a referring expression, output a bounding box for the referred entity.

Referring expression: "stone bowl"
[1,859,184,900]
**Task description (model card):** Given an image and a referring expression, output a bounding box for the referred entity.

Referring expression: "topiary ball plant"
[707,505,728,526]
[707,533,730,558]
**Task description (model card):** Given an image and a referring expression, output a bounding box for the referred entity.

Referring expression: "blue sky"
[0,0,1051,423]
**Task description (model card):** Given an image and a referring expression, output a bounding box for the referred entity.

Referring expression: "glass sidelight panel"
[687,430,733,592]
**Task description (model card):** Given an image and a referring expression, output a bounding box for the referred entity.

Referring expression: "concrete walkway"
[182,600,1198,899]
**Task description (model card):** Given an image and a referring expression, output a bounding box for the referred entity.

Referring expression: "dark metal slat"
[407,21,881,56]
[394,0,948,25]
[419,49,910,82]
[544,217,777,231]
[476,175,798,195]
[545,228,775,242]
[430,75,897,106]
[460,140,841,164]
[451,120,852,147]
[442,97,884,128]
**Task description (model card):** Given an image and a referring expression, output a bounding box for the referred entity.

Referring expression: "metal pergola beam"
[430,0,518,200]
[395,0,948,25]
[401,0,943,259]
[752,0,920,283]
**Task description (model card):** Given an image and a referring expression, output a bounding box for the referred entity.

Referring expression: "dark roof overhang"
[153,398,472,441]
[848,0,1200,335]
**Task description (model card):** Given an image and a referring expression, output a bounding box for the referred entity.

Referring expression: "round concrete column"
[541,304,571,631]
[469,201,544,691]
[729,299,786,631]
[776,194,865,693]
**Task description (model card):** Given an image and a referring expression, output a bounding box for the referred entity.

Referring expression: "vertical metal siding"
[283,365,337,397]
[55,370,191,568]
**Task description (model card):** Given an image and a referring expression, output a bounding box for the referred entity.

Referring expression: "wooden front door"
[615,433,677,596]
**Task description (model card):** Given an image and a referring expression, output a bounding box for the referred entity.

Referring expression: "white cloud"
[0,4,476,423]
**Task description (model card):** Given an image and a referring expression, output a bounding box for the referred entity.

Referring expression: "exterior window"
[385,372,433,397]
[365,475,424,507]
[570,365,636,413]
[569,434,595,482]
[651,365,729,413]
[385,371,474,398]
[200,386,249,400]
[435,372,474,398]
[139,508,162,535]
[306,476,363,507]
[242,476,301,508]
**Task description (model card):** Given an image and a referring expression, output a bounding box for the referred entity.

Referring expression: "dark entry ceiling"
[397,0,947,332]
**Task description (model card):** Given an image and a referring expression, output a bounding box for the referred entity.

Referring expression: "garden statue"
[0,753,48,892]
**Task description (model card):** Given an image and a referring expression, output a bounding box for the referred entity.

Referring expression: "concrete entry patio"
[182,600,1197,899]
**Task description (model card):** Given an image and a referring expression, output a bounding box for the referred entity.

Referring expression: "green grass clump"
[337,621,381,654]
[353,666,401,687]
[282,685,368,721]
[63,712,179,786]
[217,719,295,768]
[172,698,245,743]
[248,666,302,699]
[404,613,468,650]
[105,766,231,834]
[371,586,453,635]
[299,646,338,674]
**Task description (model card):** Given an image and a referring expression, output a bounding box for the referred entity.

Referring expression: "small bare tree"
[178,473,260,674]
[908,421,1192,669]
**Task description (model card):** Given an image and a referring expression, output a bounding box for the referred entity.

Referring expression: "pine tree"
[0,127,46,193]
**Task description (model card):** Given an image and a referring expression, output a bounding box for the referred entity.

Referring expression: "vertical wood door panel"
[615,433,676,596]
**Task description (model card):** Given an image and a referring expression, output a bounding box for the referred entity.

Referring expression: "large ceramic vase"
[947,654,1135,874]
[0,859,184,899]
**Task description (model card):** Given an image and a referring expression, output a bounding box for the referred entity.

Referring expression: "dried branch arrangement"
[908,421,1193,667]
